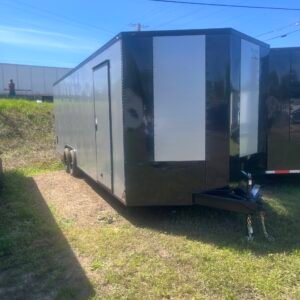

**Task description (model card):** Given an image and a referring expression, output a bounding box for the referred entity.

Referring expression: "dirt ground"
[30,170,123,298]
[33,170,119,226]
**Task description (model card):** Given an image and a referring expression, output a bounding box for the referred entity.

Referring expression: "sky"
[0,0,300,68]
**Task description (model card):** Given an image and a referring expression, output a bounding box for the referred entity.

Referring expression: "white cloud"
[0,25,100,52]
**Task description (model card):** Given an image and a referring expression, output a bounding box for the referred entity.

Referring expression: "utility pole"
[129,23,148,31]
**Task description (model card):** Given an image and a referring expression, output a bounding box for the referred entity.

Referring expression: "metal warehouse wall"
[0,63,70,98]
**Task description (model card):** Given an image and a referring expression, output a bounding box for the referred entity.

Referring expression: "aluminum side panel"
[54,84,63,153]
[153,35,206,162]
[54,41,125,200]
[240,40,260,157]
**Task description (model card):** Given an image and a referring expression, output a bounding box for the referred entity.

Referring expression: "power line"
[139,4,176,23]
[154,0,242,29]
[150,0,300,11]
[264,28,300,41]
[155,7,203,28]
[175,0,245,28]
[256,21,300,38]
[159,1,258,31]
[131,4,180,29]
[144,4,184,27]
[120,5,167,30]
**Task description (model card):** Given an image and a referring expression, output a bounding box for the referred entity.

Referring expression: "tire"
[63,148,71,173]
[70,149,80,177]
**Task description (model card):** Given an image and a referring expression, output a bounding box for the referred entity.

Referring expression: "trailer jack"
[259,211,274,242]
[247,182,274,242]
[246,214,254,241]
[246,183,274,242]
[247,211,275,242]
[246,212,274,242]
[193,183,274,241]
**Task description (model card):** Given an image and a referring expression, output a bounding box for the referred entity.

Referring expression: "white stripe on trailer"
[265,170,300,174]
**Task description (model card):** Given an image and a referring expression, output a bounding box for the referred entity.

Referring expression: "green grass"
[0,98,53,112]
[0,98,56,170]
[0,165,299,299]
[66,195,300,299]
[0,98,299,299]
[19,160,63,176]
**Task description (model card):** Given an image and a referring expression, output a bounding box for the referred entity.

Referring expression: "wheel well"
[64,145,73,151]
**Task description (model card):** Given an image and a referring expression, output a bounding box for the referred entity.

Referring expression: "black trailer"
[54,29,271,238]
[266,47,300,174]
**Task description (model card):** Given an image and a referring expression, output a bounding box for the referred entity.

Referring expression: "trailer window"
[240,40,260,157]
[153,35,206,162]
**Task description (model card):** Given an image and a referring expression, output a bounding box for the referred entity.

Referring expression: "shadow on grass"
[84,175,300,256]
[0,171,95,300]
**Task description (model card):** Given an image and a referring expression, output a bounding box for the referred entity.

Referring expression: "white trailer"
[0,63,70,99]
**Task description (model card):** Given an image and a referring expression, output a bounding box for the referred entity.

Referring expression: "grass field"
[0,99,299,299]
[0,98,56,170]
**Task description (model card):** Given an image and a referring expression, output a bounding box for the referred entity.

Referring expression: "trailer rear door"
[93,62,113,190]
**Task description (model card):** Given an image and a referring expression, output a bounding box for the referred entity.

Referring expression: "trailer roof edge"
[53,33,123,86]
[121,28,268,47]
[54,28,269,86]
[271,46,300,50]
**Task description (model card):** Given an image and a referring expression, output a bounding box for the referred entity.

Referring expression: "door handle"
[95,118,98,131]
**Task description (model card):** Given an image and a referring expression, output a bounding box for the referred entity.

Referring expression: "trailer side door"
[93,61,113,190]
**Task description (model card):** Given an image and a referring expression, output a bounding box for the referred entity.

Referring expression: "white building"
[0,63,70,99]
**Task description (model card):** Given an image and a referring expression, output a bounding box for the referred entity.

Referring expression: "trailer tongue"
[194,178,273,241]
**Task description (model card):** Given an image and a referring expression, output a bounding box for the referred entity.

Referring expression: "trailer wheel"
[63,148,71,173]
[70,149,80,177]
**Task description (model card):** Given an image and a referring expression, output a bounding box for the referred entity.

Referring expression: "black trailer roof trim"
[121,28,268,47]
[54,28,268,86]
